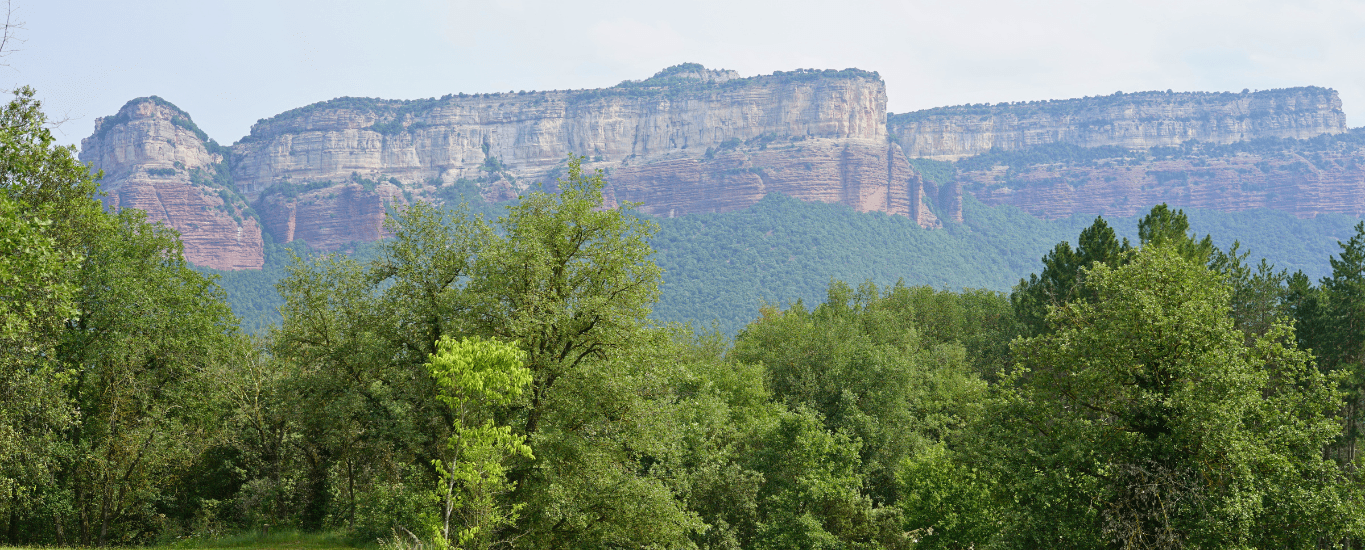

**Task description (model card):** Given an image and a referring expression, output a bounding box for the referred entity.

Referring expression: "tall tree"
[984,245,1355,549]
[470,156,661,437]
[1306,222,1365,465]
[1012,216,1129,335]
[0,86,92,545]
[58,208,239,546]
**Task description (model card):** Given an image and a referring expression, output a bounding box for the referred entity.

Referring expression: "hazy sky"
[13,0,1365,147]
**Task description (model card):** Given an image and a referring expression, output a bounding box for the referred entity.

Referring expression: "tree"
[471,155,661,437]
[271,156,691,548]
[57,208,239,546]
[1012,215,1129,335]
[1013,205,1214,337]
[984,245,1355,549]
[425,336,531,550]
[271,201,492,534]
[1304,222,1365,465]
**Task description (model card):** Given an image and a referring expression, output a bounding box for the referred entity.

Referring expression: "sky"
[12,0,1365,147]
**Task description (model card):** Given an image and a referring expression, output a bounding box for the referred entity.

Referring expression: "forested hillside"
[209,190,1363,335]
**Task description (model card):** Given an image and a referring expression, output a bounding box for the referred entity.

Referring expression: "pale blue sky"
[15,0,1365,146]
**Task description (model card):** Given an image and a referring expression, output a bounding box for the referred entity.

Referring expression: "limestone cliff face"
[890,87,1347,161]
[79,98,264,270]
[958,139,1365,219]
[233,66,936,248]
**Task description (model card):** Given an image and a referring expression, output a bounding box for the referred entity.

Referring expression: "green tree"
[1304,221,1365,465]
[471,155,661,437]
[425,336,531,550]
[1012,216,1129,335]
[984,245,1354,549]
[895,443,997,550]
[1013,205,1214,337]
[58,208,239,546]
[271,202,491,535]
[731,281,992,549]
[0,86,243,546]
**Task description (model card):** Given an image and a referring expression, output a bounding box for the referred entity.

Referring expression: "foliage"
[0,86,245,546]
[955,142,1138,174]
[906,158,954,188]
[984,245,1357,548]
[424,337,531,550]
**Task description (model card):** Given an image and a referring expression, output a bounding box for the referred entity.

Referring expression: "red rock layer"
[103,177,265,270]
[255,182,406,251]
[962,151,1365,219]
[606,139,937,227]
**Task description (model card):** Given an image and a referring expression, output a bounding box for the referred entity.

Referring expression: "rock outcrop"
[956,136,1365,219]
[80,67,942,267]
[890,87,1347,161]
[233,65,938,248]
[79,98,264,270]
[255,181,406,251]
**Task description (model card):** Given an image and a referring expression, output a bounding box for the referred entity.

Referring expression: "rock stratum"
[79,98,264,269]
[79,65,1357,271]
[950,135,1365,220]
[889,87,1346,160]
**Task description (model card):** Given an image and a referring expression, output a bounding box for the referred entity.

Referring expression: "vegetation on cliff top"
[241,65,882,139]
[889,85,1339,124]
[92,95,213,143]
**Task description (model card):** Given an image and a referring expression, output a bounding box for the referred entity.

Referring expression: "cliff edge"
[890,87,1347,160]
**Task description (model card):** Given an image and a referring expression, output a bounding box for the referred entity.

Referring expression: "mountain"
[78,67,1356,275]
[79,64,946,271]
[936,131,1365,220]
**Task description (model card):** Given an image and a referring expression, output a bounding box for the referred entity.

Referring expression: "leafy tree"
[731,280,994,548]
[1013,205,1217,337]
[471,156,661,437]
[984,245,1355,549]
[425,336,531,550]
[57,208,239,546]
[0,86,241,545]
[895,443,997,550]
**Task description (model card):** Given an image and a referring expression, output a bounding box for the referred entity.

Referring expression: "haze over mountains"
[78,64,1358,277]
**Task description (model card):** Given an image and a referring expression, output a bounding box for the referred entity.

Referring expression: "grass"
[0,529,362,550]
[171,530,359,550]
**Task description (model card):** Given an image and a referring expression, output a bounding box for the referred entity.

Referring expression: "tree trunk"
[7,485,17,544]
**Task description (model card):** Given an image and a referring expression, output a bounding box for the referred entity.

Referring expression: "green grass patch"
[167,530,359,550]
[0,529,364,550]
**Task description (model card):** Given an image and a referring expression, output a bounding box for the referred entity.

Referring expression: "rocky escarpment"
[233,64,938,249]
[79,98,264,270]
[890,87,1347,161]
[951,135,1365,219]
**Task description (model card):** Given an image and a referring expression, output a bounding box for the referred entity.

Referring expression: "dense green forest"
[210,191,1363,335]
[10,87,1365,549]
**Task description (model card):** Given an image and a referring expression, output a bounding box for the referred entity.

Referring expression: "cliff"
[889,87,1347,160]
[79,98,265,270]
[953,135,1365,219]
[233,65,938,250]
